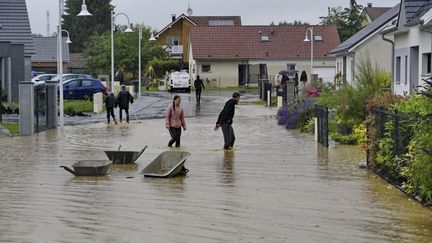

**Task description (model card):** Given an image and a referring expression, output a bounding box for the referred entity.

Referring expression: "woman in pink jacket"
[165,95,186,147]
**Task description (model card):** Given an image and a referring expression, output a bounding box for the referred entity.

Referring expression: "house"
[188,25,340,87]
[67,53,87,74]
[32,36,70,74]
[361,3,392,26]
[382,0,432,95]
[155,14,241,62]
[330,4,399,84]
[0,0,34,102]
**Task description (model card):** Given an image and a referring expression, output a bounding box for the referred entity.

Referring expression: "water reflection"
[221,150,235,186]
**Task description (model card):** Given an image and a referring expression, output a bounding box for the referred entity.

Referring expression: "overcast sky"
[26,0,400,36]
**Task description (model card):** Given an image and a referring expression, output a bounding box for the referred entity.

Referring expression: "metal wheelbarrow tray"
[60,160,112,176]
[104,146,147,164]
[140,151,190,178]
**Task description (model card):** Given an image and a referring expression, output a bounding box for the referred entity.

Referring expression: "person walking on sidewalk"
[194,75,205,103]
[116,85,134,123]
[165,95,186,147]
[104,93,117,124]
[214,92,240,150]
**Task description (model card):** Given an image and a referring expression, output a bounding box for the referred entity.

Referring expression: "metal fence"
[366,108,416,165]
[34,84,48,133]
[315,105,329,147]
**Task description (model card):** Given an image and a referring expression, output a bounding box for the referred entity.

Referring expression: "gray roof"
[32,37,70,62]
[0,0,34,56]
[330,4,400,55]
[405,0,432,24]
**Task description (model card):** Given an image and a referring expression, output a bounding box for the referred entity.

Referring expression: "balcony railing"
[163,45,183,55]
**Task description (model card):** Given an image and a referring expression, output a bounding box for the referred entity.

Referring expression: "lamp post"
[304,27,314,77]
[62,30,72,44]
[111,11,133,93]
[138,25,156,99]
[58,0,91,128]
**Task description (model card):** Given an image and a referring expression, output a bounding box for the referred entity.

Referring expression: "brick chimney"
[367,3,372,8]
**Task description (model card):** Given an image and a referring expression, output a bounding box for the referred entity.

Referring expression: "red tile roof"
[190,25,340,60]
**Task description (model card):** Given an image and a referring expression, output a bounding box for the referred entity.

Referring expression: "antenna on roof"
[47,10,50,37]
[187,3,193,16]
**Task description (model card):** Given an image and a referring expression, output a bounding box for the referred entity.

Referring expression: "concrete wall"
[356,33,393,72]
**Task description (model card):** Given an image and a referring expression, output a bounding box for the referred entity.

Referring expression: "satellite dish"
[187,3,193,16]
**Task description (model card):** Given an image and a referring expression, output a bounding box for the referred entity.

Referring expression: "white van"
[169,71,190,93]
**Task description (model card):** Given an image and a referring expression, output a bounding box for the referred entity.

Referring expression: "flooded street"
[0,95,431,242]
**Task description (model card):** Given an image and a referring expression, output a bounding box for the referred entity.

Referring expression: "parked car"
[61,78,107,100]
[31,74,57,86]
[50,73,93,82]
[168,71,190,93]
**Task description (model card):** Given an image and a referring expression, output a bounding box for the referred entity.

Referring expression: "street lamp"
[62,30,72,44]
[111,11,133,93]
[138,25,156,99]
[304,27,314,77]
[58,0,91,128]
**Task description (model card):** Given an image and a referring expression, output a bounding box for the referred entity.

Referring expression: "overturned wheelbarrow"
[60,160,112,176]
[104,145,147,164]
[140,151,190,178]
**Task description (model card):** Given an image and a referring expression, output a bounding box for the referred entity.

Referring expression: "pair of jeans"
[119,108,129,122]
[195,89,202,103]
[221,123,235,149]
[106,107,116,123]
[168,127,182,147]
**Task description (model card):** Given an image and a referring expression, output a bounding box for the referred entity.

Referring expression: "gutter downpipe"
[381,33,395,92]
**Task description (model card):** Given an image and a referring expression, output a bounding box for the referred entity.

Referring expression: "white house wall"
[393,25,432,95]
[355,33,393,73]
[195,60,243,87]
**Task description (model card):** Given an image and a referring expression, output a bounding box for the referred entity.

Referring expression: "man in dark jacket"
[214,92,240,150]
[194,75,205,103]
[104,93,117,124]
[116,85,134,123]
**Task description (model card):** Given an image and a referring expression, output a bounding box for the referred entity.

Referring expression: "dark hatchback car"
[62,78,107,100]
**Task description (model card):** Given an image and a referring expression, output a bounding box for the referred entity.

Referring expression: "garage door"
[314,67,335,83]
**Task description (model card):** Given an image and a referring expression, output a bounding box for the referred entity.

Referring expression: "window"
[422,53,431,74]
[287,64,296,71]
[404,56,408,84]
[66,80,79,88]
[208,20,235,26]
[81,80,93,87]
[396,56,401,84]
[167,36,180,45]
[314,35,323,41]
[260,34,269,42]
[202,65,211,73]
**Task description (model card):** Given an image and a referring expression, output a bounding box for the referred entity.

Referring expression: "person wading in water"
[165,95,186,147]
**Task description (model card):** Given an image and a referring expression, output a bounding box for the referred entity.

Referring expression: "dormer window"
[314,35,323,41]
[209,20,235,26]
[260,34,270,42]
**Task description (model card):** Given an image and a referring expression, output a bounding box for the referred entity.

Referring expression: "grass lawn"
[2,122,19,135]
[64,100,93,113]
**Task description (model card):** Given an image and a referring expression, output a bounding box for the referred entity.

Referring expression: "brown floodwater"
[0,104,431,242]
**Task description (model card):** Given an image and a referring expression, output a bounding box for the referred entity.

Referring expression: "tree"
[82,24,167,78]
[62,0,113,53]
[320,0,365,42]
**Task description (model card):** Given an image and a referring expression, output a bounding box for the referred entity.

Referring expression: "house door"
[248,64,260,85]
[238,64,248,86]
[410,46,419,94]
